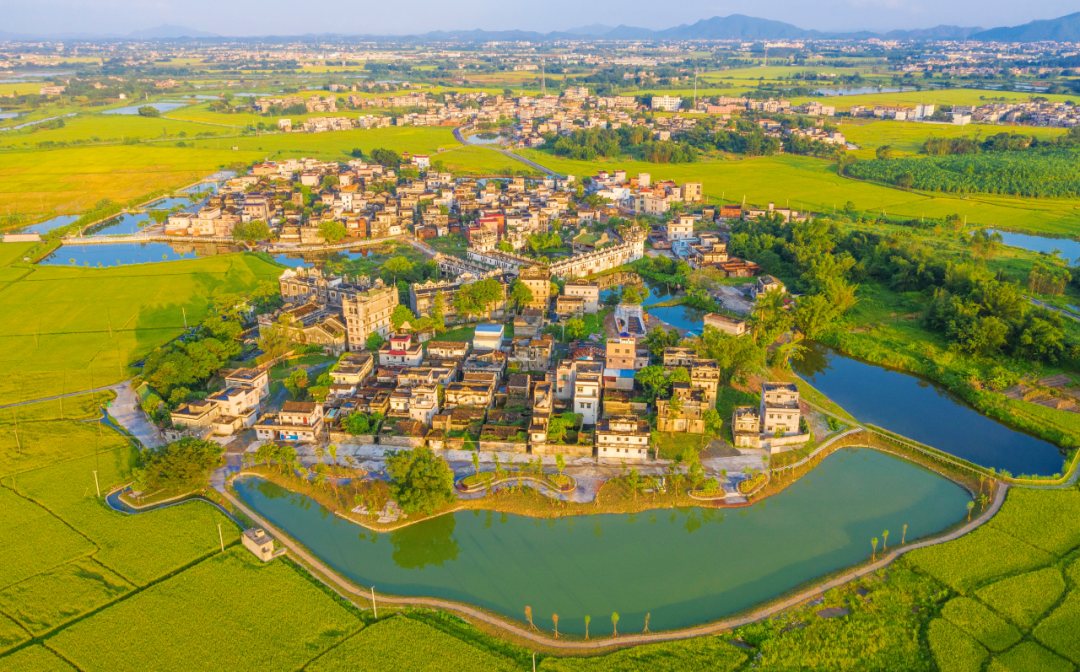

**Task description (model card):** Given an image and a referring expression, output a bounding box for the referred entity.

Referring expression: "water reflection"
[389,514,460,569]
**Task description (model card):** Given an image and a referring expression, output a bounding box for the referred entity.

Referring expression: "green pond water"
[233,447,969,634]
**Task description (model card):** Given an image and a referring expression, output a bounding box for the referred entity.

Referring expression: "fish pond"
[793,342,1067,476]
[234,447,969,634]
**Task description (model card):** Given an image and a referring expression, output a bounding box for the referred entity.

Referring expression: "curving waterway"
[233,447,968,634]
[794,342,1067,476]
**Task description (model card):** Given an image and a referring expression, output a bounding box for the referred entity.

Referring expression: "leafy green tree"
[284,370,309,400]
[391,305,416,331]
[565,318,586,340]
[620,284,647,304]
[509,279,534,312]
[431,291,446,326]
[634,365,671,402]
[366,331,386,352]
[138,105,160,117]
[385,446,456,515]
[319,220,347,242]
[794,293,840,339]
[232,220,272,242]
[343,411,383,435]
[875,145,892,160]
[382,256,414,285]
[695,326,767,385]
[137,437,224,490]
[703,409,722,435]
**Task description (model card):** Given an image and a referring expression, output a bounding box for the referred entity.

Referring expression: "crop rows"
[905,527,1053,593]
[0,489,95,590]
[1032,593,1080,665]
[50,549,359,672]
[989,641,1074,672]
[847,149,1080,198]
[308,615,522,672]
[974,568,1066,630]
[940,597,1021,652]
[986,489,1080,557]
[0,559,132,635]
[928,618,988,672]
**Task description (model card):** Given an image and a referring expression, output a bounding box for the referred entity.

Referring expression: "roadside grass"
[0,559,132,635]
[975,568,1067,631]
[306,615,519,672]
[0,253,279,405]
[538,635,747,671]
[11,447,240,587]
[48,548,361,672]
[929,618,989,672]
[0,645,77,672]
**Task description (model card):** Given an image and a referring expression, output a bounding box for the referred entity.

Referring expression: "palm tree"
[871,537,878,561]
[611,612,619,637]
[967,501,975,521]
[525,606,537,631]
[882,530,889,551]
[584,615,590,640]
[552,613,559,639]
[902,523,908,545]
[643,613,651,633]
[328,444,338,467]
[978,493,989,512]
[471,451,480,478]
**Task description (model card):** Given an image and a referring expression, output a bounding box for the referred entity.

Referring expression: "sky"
[0,0,1076,37]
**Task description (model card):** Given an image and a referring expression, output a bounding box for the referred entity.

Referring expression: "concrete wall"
[532,442,593,458]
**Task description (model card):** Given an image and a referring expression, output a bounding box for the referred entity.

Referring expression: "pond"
[270,248,376,269]
[1,113,77,131]
[38,242,237,267]
[603,285,706,336]
[466,133,507,145]
[234,447,968,634]
[17,214,79,235]
[813,86,918,96]
[991,229,1080,265]
[793,342,1067,476]
[103,102,189,115]
[85,213,151,236]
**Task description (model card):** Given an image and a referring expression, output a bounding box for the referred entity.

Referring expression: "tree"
[555,454,566,476]
[634,365,670,402]
[508,279,534,312]
[967,501,975,521]
[385,446,455,515]
[471,451,480,477]
[233,220,272,242]
[794,294,840,339]
[620,284,647,304]
[365,331,386,352]
[882,529,889,551]
[612,612,619,637]
[875,145,893,160]
[584,615,591,640]
[138,105,160,117]
[703,409,722,436]
[383,256,414,285]
[391,305,416,331]
[565,318,586,340]
[343,411,382,435]
[137,438,224,490]
[328,444,338,467]
[552,613,559,639]
[319,220,347,243]
[431,291,446,326]
[871,537,879,561]
[284,369,308,400]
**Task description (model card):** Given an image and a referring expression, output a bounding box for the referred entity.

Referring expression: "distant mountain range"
[2,13,1079,43]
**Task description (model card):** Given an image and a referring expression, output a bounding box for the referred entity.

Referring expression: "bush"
[941,597,1021,652]
[928,618,988,672]
[974,568,1066,630]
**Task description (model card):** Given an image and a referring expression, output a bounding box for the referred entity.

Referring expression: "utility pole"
[541,57,545,97]
[371,587,378,618]
[217,523,225,552]
[92,470,100,497]
[182,307,187,328]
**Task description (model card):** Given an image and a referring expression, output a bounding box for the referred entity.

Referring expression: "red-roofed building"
[378,333,424,366]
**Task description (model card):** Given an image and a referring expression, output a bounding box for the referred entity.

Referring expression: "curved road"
[454,126,562,179]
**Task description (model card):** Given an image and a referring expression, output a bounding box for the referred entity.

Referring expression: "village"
[147,154,811,501]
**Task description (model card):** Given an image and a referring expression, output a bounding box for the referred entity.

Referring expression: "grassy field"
[0,113,230,149]
[0,144,256,220]
[517,150,1080,234]
[0,253,280,405]
[839,119,1068,159]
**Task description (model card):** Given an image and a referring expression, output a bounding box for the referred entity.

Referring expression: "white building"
[651,96,683,112]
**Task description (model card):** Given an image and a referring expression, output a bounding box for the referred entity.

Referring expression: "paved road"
[216,479,1007,650]
[454,126,562,178]
[1028,297,1080,323]
[107,383,164,448]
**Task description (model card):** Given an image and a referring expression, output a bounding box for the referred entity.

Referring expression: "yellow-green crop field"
[0,144,255,219]
[0,113,230,150]
[517,150,1080,234]
[786,88,1078,110]
[0,252,280,405]
[838,119,1068,158]
[187,124,461,161]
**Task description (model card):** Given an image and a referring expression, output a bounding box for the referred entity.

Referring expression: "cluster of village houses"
[170,263,807,459]
[161,158,797,278]
[160,159,810,458]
